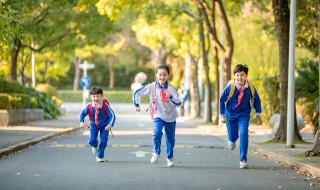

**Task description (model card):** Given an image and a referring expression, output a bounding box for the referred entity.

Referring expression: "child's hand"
[166,92,171,99]
[79,122,84,128]
[256,116,262,125]
[136,107,140,112]
[221,116,227,123]
[105,125,111,131]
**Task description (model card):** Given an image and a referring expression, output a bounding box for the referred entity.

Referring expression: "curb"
[0,127,79,158]
[250,143,320,177]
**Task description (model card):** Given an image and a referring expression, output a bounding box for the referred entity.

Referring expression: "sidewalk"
[0,113,79,158]
[1,104,319,180]
[183,116,320,179]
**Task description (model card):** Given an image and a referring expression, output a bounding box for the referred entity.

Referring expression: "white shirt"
[133,82,181,122]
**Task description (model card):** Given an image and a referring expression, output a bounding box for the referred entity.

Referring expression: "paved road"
[0,108,319,190]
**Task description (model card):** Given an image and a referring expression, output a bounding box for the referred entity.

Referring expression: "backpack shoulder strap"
[151,82,156,101]
[88,103,93,120]
[101,99,109,118]
[247,80,255,97]
[228,80,235,99]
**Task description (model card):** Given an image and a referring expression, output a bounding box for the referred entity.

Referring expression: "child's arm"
[79,105,89,127]
[105,103,116,128]
[221,115,227,123]
[133,84,151,111]
[253,87,262,125]
[256,115,262,125]
[168,87,181,107]
[219,85,231,117]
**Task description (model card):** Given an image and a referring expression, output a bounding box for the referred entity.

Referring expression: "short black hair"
[233,64,249,75]
[90,87,103,95]
[156,64,170,75]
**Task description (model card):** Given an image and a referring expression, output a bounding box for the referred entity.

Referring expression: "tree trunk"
[209,0,219,124]
[272,0,290,142]
[293,102,303,141]
[73,57,81,91]
[216,0,233,86]
[19,48,30,86]
[272,0,303,142]
[190,56,201,117]
[304,0,320,156]
[213,46,219,124]
[10,37,21,81]
[199,10,212,123]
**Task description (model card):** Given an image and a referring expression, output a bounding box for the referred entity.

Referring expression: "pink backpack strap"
[151,82,156,102]
[148,82,157,119]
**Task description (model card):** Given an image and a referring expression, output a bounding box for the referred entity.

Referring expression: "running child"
[219,64,262,169]
[133,64,181,167]
[79,87,116,162]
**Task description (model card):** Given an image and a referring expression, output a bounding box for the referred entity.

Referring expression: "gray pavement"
[0,102,319,182]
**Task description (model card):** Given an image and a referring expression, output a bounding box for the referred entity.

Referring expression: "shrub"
[0,78,60,119]
[35,84,58,97]
[30,96,39,108]
[51,96,63,106]
[26,88,60,119]
[0,77,26,94]
[9,94,31,109]
[0,93,10,109]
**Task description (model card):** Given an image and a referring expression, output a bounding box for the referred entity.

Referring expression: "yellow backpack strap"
[247,80,255,97]
[247,80,255,108]
[228,80,235,99]
[224,80,234,105]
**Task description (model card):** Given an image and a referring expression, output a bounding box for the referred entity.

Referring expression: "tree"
[304,0,320,156]
[2,0,114,86]
[193,0,234,123]
[271,0,302,142]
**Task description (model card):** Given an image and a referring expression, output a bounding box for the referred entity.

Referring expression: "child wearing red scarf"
[219,64,262,169]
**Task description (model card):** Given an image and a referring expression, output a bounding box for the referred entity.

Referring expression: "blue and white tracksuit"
[79,101,116,159]
[133,81,181,159]
[219,81,262,162]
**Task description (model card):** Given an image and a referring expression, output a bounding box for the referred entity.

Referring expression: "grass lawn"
[58,89,149,103]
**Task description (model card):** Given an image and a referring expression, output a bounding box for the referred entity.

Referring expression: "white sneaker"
[166,158,174,167]
[150,153,159,163]
[96,157,105,162]
[228,141,236,150]
[240,160,248,169]
[92,147,98,154]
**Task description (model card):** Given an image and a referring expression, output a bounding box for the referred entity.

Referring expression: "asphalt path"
[0,110,319,190]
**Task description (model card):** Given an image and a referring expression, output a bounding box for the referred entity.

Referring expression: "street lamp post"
[286,0,297,148]
[79,60,95,108]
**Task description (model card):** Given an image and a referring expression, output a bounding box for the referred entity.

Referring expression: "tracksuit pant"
[88,126,109,159]
[226,116,250,161]
[153,118,176,159]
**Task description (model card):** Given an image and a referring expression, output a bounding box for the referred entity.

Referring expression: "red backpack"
[88,99,110,120]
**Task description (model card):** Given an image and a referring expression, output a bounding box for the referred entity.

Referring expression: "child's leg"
[226,120,239,143]
[88,126,99,148]
[164,121,176,159]
[153,118,164,155]
[238,117,249,161]
[97,129,109,159]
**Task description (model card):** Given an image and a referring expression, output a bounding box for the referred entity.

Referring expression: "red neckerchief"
[160,87,169,102]
[94,107,100,126]
[233,87,247,109]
